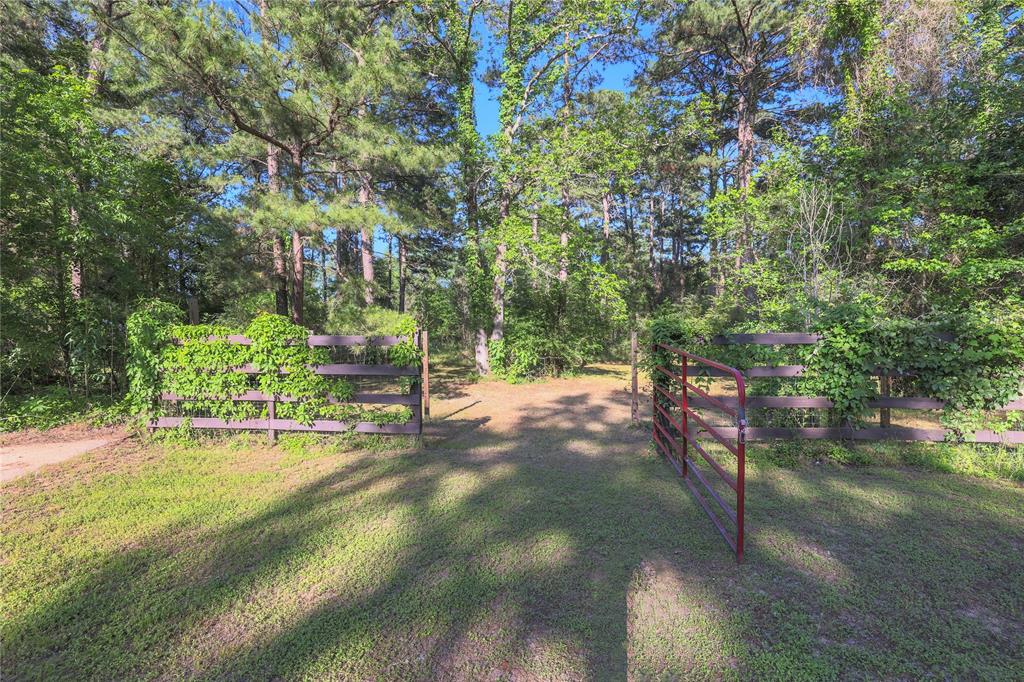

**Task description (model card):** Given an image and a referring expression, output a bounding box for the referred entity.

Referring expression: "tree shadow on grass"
[3,388,1023,680]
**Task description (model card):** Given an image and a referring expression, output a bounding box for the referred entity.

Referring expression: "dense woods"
[2,0,1022,413]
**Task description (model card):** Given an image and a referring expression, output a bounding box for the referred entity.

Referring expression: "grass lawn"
[2,366,1023,680]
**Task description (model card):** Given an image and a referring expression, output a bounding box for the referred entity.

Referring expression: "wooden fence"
[665,332,1024,444]
[150,332,428,439]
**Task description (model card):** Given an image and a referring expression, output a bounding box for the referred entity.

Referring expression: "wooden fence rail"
[664,332,1023,445]
[149,332,427,440]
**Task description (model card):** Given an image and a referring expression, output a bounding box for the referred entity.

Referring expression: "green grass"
[2,378,1023,680]
[747,439,1024,482]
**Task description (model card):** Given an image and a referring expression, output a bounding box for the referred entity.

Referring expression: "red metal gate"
[652,343,748,562]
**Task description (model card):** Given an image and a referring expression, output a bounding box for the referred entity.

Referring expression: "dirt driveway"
[0,425,124,483]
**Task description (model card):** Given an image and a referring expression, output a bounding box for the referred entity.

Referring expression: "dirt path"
[424,363,643,448]
[0,426,125,483]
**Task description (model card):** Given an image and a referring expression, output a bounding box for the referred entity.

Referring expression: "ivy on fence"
[646,303,1024,439]
[126,303,420,430]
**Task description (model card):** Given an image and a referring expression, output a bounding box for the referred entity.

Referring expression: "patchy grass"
[2,368,1022,680]
[746,439,1024,483]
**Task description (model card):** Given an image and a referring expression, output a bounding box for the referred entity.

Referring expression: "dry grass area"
[2,363,1022,680]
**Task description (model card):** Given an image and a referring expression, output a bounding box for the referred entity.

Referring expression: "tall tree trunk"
[558,31,571,285]
[398,237,406,313]
[558,226,568,283]
[676,235,686,299]
[288,148,305,325]
[86,0,114,86]
[736,62,755,268]
[359,173,375,305]
[600,192,611,265]
[386,234,394,305]
[735,62,758,303]
[290,231,304,325]
[69,1,116,303]
[648,196,657,297]
[68,205,83,301]
[491,197,509,343]
[708,149,722,297]
[320,247,328,304]
[258,1,289,318]
[335,231,348,288]
[474,221,490,374]
[332,162,351,291]
[267,144,289,316]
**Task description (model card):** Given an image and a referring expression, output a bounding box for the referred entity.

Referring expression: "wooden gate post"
[631,331,639,424]
[422,329,430,420]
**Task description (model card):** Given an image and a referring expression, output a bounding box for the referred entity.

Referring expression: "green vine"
[647,304,1024,439]
[126,308,419,430]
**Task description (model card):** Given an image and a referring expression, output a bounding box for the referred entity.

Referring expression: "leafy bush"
[125,299,184,417]
[326,302,417,337]
[488,317,602,383]
[326,302,422,368]
[1,388,90,432]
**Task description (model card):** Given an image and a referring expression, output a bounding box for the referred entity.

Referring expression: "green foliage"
[125,300,184,417]
[806,302,1024,435]
[646,302,1024,437]
[826,443,872,467]
[0,388,108,432]
[488,308,615,383]
[125,306,417,430]
[388,341,422,369]
[326,303,421,368]
[1,66,200,398]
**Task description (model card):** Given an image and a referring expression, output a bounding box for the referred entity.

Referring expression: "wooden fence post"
[422,329,430,420]
[879,374,891,428]
[267,394,277,444]
[631,330,639,424]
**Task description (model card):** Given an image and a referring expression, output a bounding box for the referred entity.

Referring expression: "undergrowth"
[747,440,1024,482]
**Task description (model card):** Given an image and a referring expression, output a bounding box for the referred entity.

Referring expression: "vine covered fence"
[675,333,1024,444]
[147,330,426,439]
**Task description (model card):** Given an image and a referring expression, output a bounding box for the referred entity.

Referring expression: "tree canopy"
[2,0,1022,396]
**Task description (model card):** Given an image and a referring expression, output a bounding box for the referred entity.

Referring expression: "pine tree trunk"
[648,196,657,296]
[289,147,305,325]
[290,231,304,324]
[398,237,406,313]
[386,234,394,305]
[320,247,328,304]
[736,62,755,267]
[474,218,490,375]
[600,192,611,265]
[359,174,375,305]
[558,227,568,283]
[68,206,83,301]
[708,153,722,297]
[558,33,571,285]
[736,60,757,302]
[332,162,351,290]
[86,0,114,86]
[267,144,289,316]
